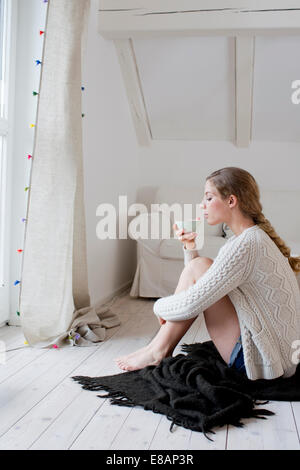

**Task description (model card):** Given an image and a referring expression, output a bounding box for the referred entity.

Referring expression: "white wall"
[82,0,140,306]
[136,140,300,192]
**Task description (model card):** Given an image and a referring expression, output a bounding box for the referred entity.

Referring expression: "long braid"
[253,212,300,274]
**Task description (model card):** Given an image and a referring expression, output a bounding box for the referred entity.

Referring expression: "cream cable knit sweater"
[153,225,300,380]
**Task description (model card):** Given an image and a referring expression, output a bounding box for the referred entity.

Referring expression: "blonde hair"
[206,167,300,274]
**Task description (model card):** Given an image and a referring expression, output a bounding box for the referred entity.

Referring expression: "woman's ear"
[228,195,237,208]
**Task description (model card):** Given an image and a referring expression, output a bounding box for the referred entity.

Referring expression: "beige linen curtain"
[19,0,120,348]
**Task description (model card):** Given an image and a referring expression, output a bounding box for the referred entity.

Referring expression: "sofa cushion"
[159,236,227,261]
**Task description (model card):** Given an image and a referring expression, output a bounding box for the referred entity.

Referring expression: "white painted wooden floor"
[0,292,299,450]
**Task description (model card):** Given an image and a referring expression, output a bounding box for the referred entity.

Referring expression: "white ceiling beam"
[114,39,152,146]
[98,1,300,38]
[235,36,254,148]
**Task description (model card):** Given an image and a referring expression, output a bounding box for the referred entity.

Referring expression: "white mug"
[175,217,204,250]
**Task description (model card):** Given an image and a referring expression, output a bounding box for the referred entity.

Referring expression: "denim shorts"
[228,335,246,374]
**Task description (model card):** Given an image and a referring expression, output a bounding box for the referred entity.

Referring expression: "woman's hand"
[156,224,198,327]
[173,223,197,250]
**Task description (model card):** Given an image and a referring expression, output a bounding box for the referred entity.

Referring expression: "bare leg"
[114,257,240,371]
[115,258,209,370]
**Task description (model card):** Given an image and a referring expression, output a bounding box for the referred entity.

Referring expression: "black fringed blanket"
[72,341,300,439]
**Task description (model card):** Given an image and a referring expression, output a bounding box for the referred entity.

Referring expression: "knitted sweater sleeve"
[183,246,200,267]
[153,234,254,321]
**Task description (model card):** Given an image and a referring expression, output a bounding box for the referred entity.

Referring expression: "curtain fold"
[19,0,120,348]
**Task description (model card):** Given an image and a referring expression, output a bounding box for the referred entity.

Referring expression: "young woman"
[115,167,300,380]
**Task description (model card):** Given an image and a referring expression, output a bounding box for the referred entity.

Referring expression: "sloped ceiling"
[98,1,300,146]
[133,36,236,141]
[252,36,300,142]
[133,35,300,142]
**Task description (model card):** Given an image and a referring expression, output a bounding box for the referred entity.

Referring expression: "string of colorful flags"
[14,0,85,349]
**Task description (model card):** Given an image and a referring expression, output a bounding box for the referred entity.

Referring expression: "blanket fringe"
[169,420,176,432]
[252,408,275,418]
[72,376,110,391]
[108,397,135,407]
[203,432,214,442]
[72,375,136,407]
[167,414,215,441]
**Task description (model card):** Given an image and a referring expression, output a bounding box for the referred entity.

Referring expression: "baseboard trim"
[93,279,133,309]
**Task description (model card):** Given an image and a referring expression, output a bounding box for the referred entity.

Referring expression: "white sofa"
[129,185,300,298]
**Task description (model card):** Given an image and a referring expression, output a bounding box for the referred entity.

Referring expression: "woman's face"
[201,180,230,225]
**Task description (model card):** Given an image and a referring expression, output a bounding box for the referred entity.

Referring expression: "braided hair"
[206,167,300,274]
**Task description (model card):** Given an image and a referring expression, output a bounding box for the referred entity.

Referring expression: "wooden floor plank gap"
[67,400,109,451]
[290,402,300,445]
[108,407,135,450]
[148,415,164,450]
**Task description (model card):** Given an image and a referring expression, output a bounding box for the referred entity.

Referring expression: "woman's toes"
[117,361,126,370]
[114,357,125,363]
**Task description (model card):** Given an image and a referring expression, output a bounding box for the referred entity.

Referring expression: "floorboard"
[0,293,298,450]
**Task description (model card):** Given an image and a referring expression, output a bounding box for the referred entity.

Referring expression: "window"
[0,0,16,324]
[0,0,6,290]
[0,0,7,118]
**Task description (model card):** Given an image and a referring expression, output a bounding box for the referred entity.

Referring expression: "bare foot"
[114,345,172,371]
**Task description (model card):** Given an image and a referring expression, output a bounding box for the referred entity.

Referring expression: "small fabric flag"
[16,311,20,317]
[40,30,45,36]
[53,344,58,349]
[82,114,85,118]
[25,187,29,192]
[17,249,23,253]
[35,60,42,66]
[81,86,85,91]
[33,91,39,96]
[28,154,32,160]
[24,341,28,345]
[30,124,35,128]
[21,218,27,223]
[14,280,20,286]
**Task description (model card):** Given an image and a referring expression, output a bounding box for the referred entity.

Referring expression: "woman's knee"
[189,257,213,279]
